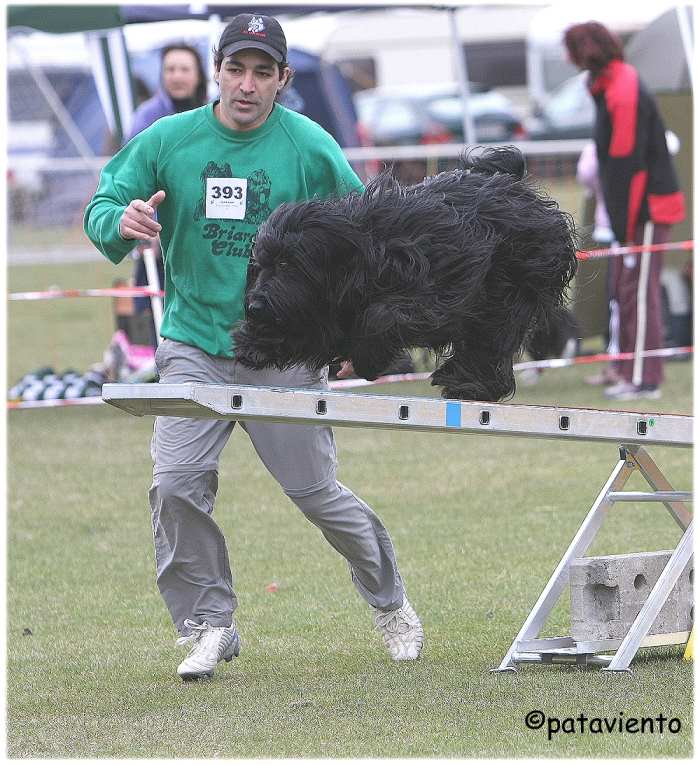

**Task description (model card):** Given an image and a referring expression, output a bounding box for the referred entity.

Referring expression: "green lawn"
[8,222,93,252]
[6,260,693,758]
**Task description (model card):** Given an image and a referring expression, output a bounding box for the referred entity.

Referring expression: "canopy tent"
[285,47,361,148]
[626,5,694,91]
[627,5,694,255]
[6,4,400,32]
[7,4,124,33]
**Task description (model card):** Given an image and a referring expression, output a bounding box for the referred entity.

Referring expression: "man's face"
[162,49,200,100]
[215,49,288,131]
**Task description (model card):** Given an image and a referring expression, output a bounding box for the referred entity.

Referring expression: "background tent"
[285,48,362,148]
[626,5,693,264]
[627,6,693,91]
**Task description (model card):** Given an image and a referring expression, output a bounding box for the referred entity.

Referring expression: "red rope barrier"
[576,240,693,260]
[8,287,165,301]
[513,346,692,372]
[7,239,693,301]
[7,346,692,409]
[7,396,104,410]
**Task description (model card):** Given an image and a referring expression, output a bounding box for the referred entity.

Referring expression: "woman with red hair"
[564,22,685,400]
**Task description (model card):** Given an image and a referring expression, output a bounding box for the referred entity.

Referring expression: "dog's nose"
[247,297,270,320]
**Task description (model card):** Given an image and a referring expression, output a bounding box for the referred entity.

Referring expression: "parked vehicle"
[526,72,594,141]
[354,83,526,146]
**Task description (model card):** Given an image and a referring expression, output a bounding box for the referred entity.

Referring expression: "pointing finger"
[146,190,166,211]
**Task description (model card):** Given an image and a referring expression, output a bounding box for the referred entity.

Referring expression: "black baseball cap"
[218,13,287,63]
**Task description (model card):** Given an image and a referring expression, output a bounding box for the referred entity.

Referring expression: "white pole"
[447,6,476,146]
[675,5,694,89]
[632,221,654,387]
[208,13,222,100]
[107,29,135,138]
[143,241,163,345]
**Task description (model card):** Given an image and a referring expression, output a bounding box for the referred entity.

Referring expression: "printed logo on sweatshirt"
[195,162,273,259]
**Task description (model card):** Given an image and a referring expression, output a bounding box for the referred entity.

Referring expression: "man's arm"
[83,127,162,264]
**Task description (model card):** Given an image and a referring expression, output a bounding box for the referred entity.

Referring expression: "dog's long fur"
[233,146,578,401]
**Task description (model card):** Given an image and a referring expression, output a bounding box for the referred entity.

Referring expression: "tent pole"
[447,5,476,147]
[675,5,694,89]
[208,13,222,100]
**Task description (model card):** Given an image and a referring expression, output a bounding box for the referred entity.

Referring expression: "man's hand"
[119,190,166,240]
[335,360,356,379]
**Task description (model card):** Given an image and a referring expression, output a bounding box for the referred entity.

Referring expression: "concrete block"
[570,551,693,641]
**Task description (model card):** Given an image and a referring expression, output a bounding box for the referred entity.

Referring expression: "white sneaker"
[176,619,240,681]
[373,597,424,661]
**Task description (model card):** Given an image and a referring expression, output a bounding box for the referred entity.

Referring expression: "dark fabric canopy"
[7,3,433,33]
[7,5,124,33]
[120,4,396,23]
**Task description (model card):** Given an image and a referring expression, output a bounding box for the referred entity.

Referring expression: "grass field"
[7,259,694,758]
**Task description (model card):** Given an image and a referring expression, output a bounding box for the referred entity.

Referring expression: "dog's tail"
[461,145,525,180]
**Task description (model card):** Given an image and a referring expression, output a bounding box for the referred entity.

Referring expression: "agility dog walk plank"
[103,383,692,672]
[101,383,692,447]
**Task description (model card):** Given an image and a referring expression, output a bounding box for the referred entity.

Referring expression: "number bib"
[206,177,247,219]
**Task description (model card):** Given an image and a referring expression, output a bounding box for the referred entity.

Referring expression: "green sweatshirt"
[84,102,363,357]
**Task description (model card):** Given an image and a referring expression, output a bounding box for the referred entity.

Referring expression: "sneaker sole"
[180,671,214,682]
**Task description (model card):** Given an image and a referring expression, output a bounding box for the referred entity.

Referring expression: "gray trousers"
[149,339,405,634]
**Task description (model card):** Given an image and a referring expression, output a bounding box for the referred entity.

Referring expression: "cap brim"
[221,40,283,63]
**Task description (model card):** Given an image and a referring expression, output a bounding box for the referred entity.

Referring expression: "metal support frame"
[102,383,693,673]
[493,445,692,673]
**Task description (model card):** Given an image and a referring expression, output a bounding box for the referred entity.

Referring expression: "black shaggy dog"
[233,146,578,401]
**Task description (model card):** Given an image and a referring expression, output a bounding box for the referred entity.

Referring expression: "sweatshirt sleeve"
[309,130,365,199]
[83,124,161,264]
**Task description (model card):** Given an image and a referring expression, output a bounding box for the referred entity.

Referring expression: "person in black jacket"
[564,21,685,400]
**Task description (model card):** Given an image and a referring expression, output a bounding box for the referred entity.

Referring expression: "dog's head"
[233,198,358,369]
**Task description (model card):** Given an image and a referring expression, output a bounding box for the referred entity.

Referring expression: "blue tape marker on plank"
[445,401,461,428]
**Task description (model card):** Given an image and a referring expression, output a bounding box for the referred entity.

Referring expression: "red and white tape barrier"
[328,371,431,389]
[330,346,693,388]
[8,346,691,409]
[7,396,104,410]
[7,246,693,408]
[8,287,164,301]
[6,239,694,302]
[513,346,692,372]
[576,240,693,260]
